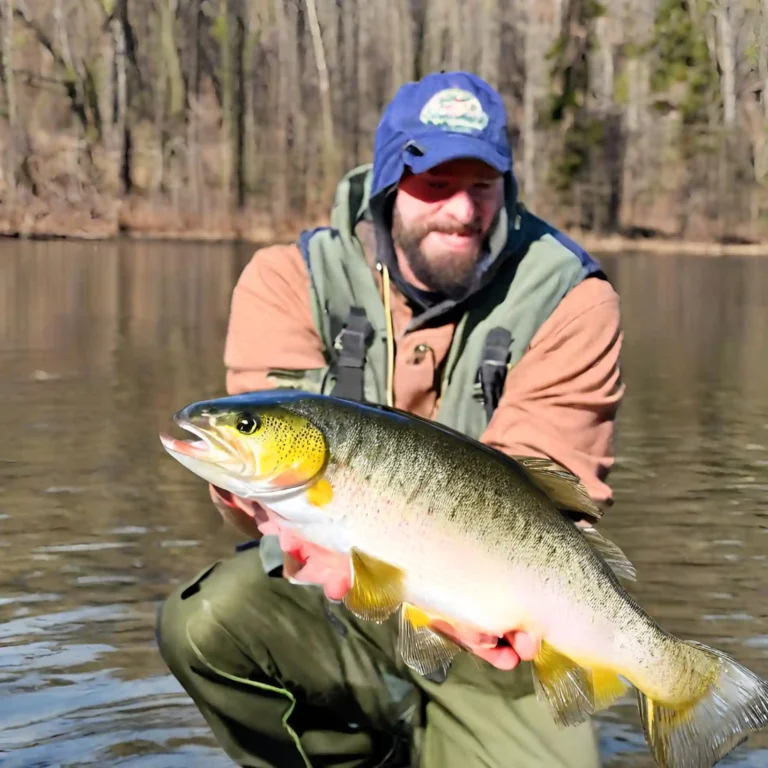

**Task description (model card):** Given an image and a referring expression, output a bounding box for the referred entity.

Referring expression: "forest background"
[0,0,766,251]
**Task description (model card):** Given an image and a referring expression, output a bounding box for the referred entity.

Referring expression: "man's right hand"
[209,484,268,540]
[209,485,352,595]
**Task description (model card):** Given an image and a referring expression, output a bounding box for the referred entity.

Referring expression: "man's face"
[392,158,504,299]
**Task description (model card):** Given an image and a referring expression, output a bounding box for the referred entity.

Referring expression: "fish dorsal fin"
[578,525,637,582]
[512,456,602,522]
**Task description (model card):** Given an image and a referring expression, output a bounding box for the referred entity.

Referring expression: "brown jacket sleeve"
[480,277,625,508]
[223,244,326,395]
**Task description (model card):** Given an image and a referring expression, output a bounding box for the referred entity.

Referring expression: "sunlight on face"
[392,158,504,299]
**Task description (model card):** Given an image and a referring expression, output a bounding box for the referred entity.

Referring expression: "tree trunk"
[595,15,613,111]
[185,0,202,211]
[243,4,264,205]
[153,2,167,193]
[479,0,499,87]
[160,0,184,119]
[398,0,414,87]
[271,0,289,222]
[54,0,95,143]
[1,0,18,196]
[522,0,541,206]
[763,0,768,120]
[116,0,132,195]
[217,0,233,205]
[715,0,736,128]
[357,0,373,148]
[232,1,246,209]
[305,0,338,198]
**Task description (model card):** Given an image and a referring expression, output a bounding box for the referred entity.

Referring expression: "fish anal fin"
[398,603,462,676]
[343,548,404,623]
[512,456,601,522]
[590,667,630,710]
[578,525,637,582]
[532,641,595,727]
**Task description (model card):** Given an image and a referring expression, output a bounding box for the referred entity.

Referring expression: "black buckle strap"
[474,327,512,421]
[330,307,374,402]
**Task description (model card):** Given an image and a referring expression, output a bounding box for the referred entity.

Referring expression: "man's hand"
[428,620,540,670]
[210,486,541,670]
[209,485,268,539]
[210,485,352,596]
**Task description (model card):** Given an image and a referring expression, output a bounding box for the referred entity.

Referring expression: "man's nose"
[442,189,477,223]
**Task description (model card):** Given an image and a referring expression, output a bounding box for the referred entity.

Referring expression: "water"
[0,240,766,767]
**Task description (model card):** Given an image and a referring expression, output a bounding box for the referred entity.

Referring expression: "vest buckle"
[473,327,513,421]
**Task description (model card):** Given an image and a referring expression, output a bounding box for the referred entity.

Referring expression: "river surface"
[0,239,766,767]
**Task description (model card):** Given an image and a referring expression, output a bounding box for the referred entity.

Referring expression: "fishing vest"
[266,164,605,442]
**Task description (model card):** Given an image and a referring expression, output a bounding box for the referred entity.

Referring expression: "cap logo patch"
[419,88,489,134]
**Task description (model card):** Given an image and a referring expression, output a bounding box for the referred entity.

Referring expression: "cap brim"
[404,133,510,175]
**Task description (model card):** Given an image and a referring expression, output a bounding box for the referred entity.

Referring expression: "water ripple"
[1,246,767,765]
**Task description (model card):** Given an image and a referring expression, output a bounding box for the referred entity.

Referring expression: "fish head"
[159,391,328,502]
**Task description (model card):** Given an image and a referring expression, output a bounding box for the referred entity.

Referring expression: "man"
[156,71,624,768]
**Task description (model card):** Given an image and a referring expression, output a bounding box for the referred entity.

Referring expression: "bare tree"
[0,0,767,243]
[305,0,338,198]
[1,0,19,197]
[715,0,736,129]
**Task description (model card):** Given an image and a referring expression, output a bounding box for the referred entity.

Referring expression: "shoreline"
[3,205,768,257]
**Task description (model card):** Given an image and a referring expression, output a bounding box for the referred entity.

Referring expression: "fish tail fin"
[636,640,768,768]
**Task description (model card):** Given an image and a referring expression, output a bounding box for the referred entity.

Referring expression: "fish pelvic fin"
[343,548,404,623]
[532,641,630,727]
[636,640,768,768]
[512,456,601,522]
[578,525,637,582]
[397,603,462,677]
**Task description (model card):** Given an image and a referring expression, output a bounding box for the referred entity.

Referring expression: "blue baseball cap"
[370,71,513,199]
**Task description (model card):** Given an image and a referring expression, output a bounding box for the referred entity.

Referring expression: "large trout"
[160,389,768,768]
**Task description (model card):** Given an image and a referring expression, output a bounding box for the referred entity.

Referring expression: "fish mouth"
[159,413,241,470]
[159,421,216,461]
[158,413,309,502]
[159,414,260,499]
[159,405,326,503]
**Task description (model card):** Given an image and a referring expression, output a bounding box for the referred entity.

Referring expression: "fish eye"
[235,412,261,435]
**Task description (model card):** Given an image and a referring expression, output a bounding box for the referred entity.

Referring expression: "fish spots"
[307,478,334,507]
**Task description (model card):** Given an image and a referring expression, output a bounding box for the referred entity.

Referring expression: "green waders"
[157,545,602,768]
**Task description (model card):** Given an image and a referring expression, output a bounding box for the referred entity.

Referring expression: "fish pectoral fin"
[305,478,334,507]
[512,456,602,522]
[531,641,595,727]
[343,548,404,623]
[577,525,637,582]
[397,603,463,676]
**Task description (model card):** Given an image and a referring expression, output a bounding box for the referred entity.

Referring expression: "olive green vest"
[267,164,604,442]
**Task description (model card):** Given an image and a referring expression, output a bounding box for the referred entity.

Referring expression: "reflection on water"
[0,240,766,767]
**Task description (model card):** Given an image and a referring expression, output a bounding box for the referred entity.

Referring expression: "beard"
[391,207,485,301]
